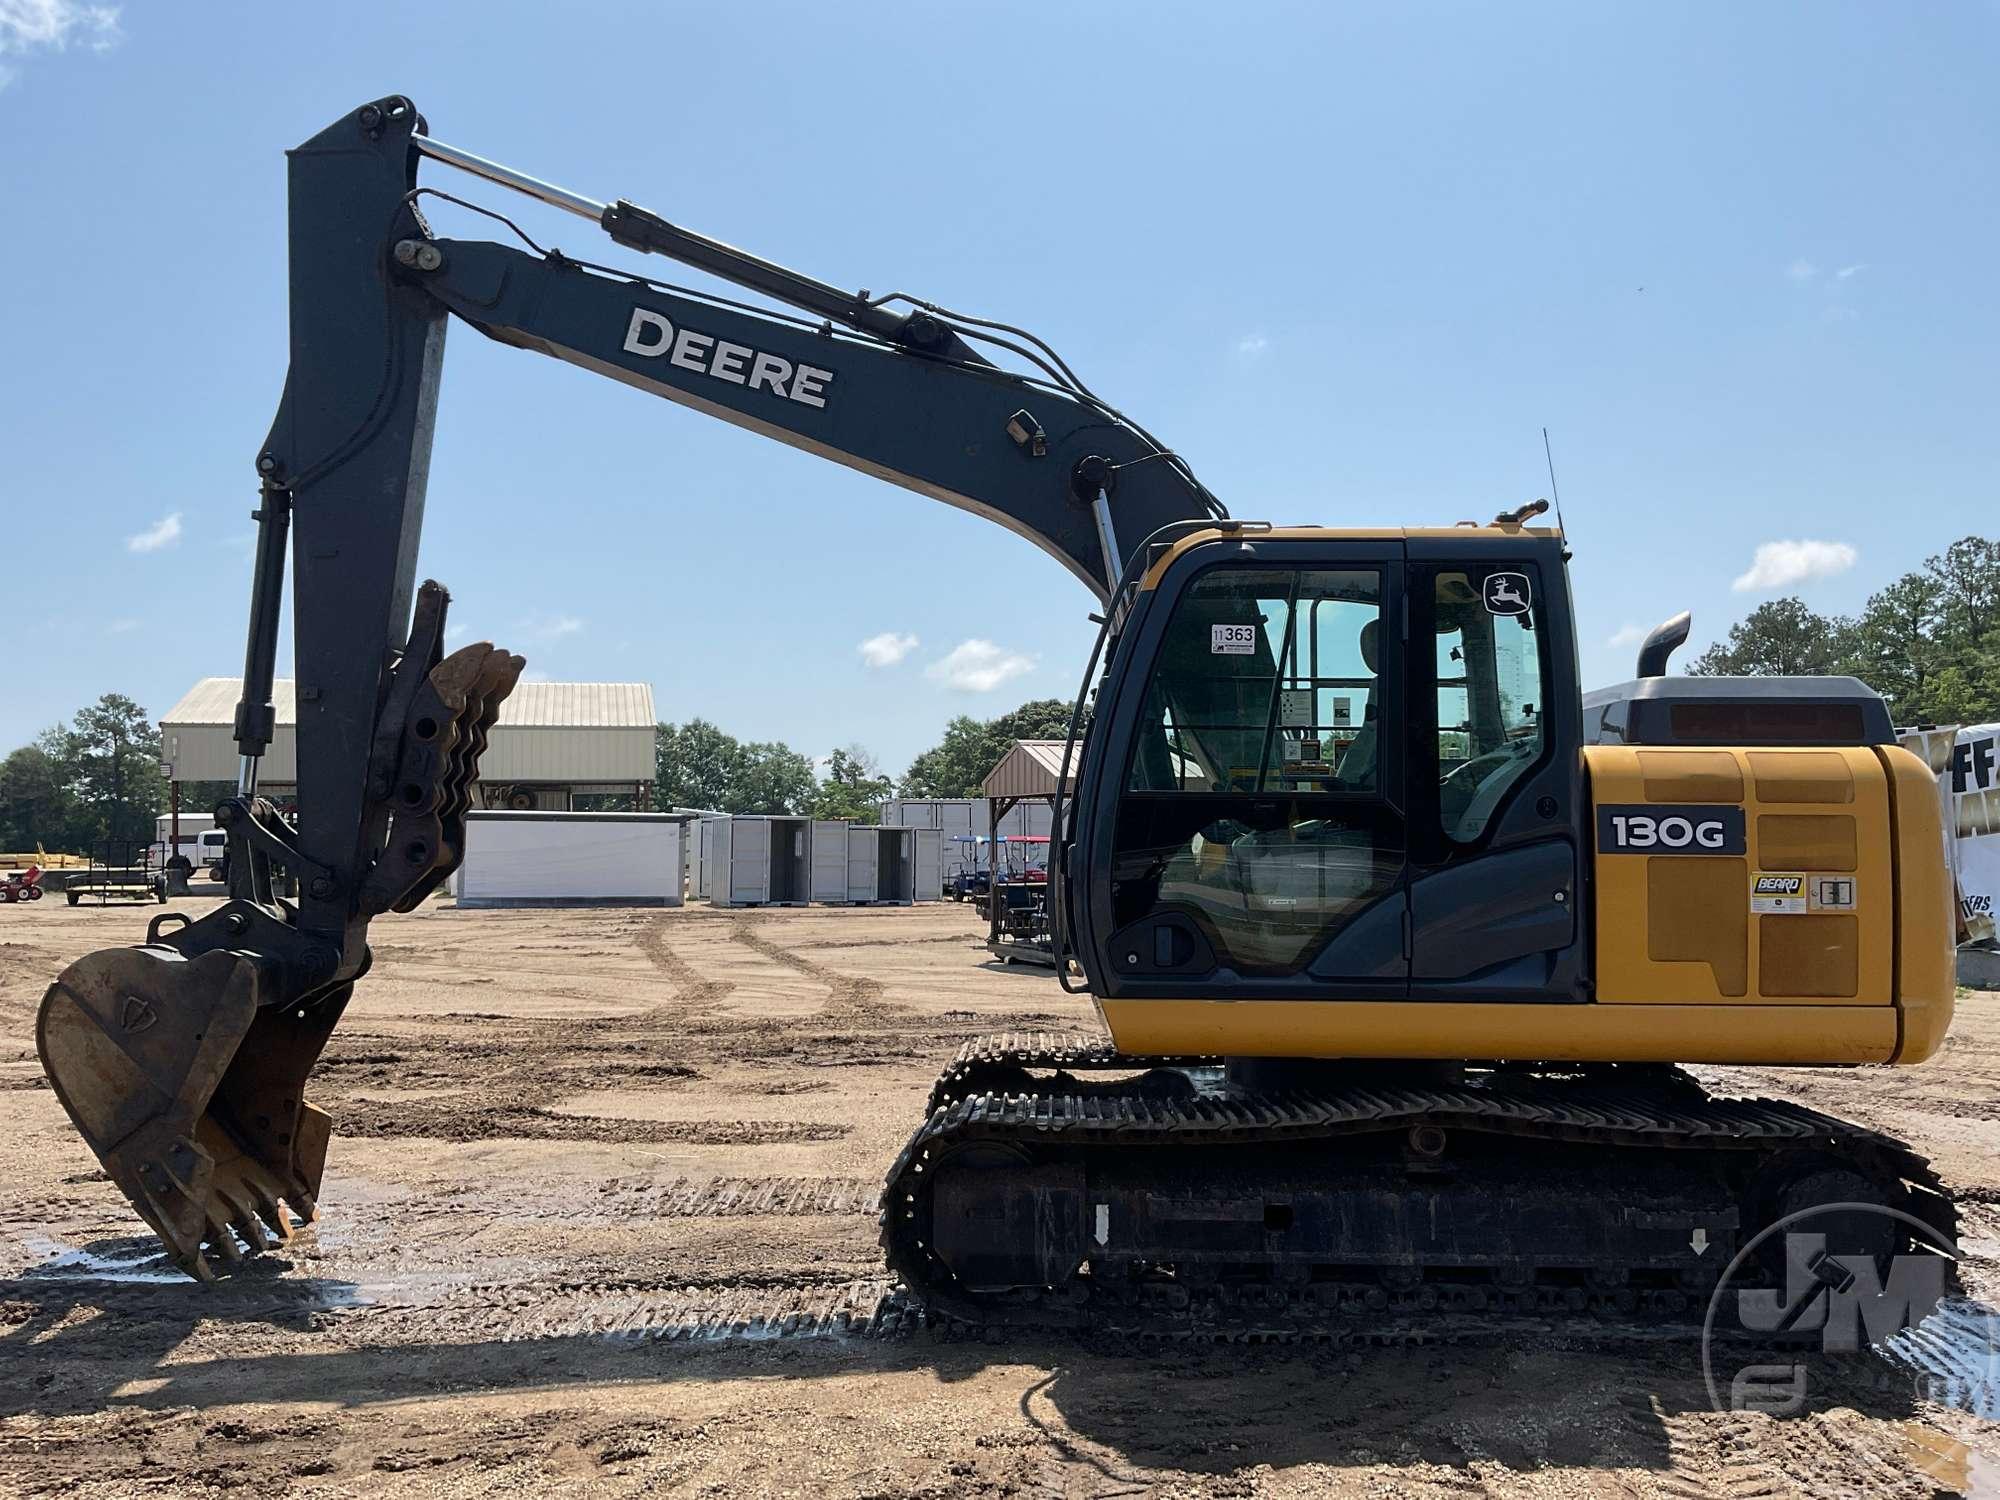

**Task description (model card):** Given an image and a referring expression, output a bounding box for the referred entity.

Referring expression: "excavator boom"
[36,95,1219,1278]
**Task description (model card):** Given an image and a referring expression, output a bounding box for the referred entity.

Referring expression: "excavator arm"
[36,95,1219,1278]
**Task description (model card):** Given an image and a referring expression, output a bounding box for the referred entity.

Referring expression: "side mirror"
[1636,611,1692,678]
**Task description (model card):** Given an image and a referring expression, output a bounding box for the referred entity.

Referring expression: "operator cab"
[1069,527,1585,1006]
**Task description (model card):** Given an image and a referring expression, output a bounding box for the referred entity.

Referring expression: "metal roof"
[161,678,655,729]
[981,739,1076,801]
[158,677,658,783]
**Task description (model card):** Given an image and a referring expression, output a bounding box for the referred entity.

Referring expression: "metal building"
[977,740,1075,963]
[158,677,657,818]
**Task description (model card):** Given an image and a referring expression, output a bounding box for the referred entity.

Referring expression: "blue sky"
[3,3,1995,776]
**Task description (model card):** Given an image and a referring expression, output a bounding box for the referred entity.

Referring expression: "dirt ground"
[2,894,1996,1498]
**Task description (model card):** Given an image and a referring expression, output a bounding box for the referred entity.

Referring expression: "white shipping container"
[878,798,1051,884]
[687,813,727,900]
[693,817,708,900]
[455,811,686,907]
[805,822,926,904]
[810,820,852,903]
[912,827,942,903]
[710,816,812,906]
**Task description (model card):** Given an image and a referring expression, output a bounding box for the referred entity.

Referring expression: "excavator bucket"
[38,934,346,1280]
[34,636,520,1278]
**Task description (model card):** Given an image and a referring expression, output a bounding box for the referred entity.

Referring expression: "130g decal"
[1596,804,1746,855]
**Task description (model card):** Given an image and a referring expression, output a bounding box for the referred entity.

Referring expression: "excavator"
[38,97,1958,1333]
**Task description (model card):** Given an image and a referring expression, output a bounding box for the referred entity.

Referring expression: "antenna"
[1541,426,1568,540]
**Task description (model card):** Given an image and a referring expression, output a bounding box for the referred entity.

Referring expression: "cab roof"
[1136,523,1564,593]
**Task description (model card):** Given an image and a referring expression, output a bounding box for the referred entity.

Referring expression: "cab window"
[1126,568,1384,793]
[1433,568,1546,842]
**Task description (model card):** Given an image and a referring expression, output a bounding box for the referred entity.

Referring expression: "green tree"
[0,745,72,853]
[1841,572,1953,720]
[1686,598,1854,678]
[901,697,1081,796]
[901,715,997,798]
[809,746,895,821]
[1926,536,2000,657]
[1680,534,2000,725]
[728,741,816,814]
[36,694,164,853]
[655,719,745,810]
[175,780,241,820]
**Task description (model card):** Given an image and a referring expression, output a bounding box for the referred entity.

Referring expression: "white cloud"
[126,511,182,553]
[445,622,469,641]
[520,612,583,641]
[1731,539,1857,593]
[1235,333,1270,358]
[925,638,1036,693]
[1784,259,1818,282]
[1835,263,1866,280]
[1607,623,1650,649]
[102,617,139,635]
[857,630,919,668]
[0,1,122,90]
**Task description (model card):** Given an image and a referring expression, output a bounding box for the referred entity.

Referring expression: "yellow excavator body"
[1099,741,1954,1065]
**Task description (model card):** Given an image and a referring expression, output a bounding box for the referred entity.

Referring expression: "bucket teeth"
[203,1215,244,1265]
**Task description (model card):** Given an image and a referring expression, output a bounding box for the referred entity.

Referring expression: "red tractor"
[0,866,45,904]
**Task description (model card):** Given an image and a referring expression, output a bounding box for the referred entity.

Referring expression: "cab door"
[1079,537,1411,1000]
[1403,538,1586,1001]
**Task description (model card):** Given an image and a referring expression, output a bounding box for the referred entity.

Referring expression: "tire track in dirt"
[1711,1407,1944,1500]
[792,932,980,952]
[727,915,915,1023]
[330,1275,911,1346]
[437,1175,883,1223]
[634,911,736,1013]
[310,915,867,1146]
[337,1101,846,1146]
[1635,1394,1738,1500]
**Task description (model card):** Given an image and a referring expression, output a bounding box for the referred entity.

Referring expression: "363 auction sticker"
[1211,624,1258,655]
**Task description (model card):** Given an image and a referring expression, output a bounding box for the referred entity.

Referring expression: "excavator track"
[883,1035,1956,1342]
[925,1031,1212,1114]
